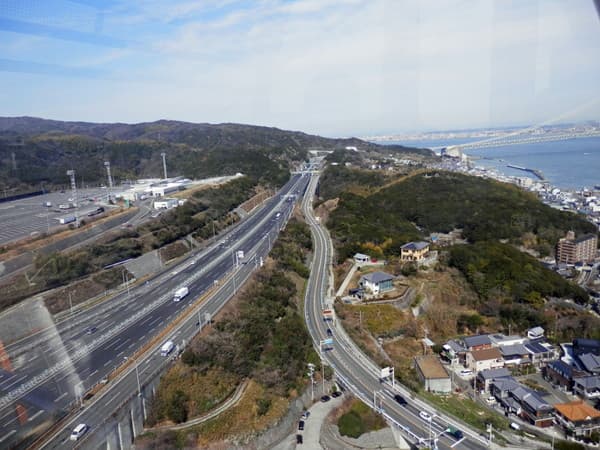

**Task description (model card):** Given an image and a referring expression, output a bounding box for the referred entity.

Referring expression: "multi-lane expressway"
[0,172,310,449]
[301,168,490,450]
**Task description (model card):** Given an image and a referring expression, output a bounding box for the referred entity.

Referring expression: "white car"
[419,411,432,422]
[70,423,88,441]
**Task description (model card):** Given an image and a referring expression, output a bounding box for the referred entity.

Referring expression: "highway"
[0,173,310,449]
[301,165,489,450]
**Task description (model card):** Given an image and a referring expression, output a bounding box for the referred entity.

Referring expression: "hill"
[323,169,597,259]
[0,117,432,193]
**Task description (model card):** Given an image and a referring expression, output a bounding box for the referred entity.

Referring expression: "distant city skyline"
[0,0,599,137]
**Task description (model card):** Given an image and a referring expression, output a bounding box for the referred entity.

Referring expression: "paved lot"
[0,189,110,245]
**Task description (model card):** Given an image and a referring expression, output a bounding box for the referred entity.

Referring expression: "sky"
[0,0,599,137]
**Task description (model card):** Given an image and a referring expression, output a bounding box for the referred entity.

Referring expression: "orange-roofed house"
[554,400,600,439]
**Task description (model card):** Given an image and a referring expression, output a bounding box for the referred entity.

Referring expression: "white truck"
[59,215,76,224]
[173,286,189,302]
[160,340,175,356]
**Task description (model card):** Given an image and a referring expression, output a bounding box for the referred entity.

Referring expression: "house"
[153,197,179,210]
[544,360,587,392]
[414,355,451,394]
[524,341,555,367]
[573,338,600,357]
[527,326,545,340]
[400,241,430,262]
[491,377,521,401]
[353,253,370,264]
[573,375,600,399]
[462,335,492,352]
[466,347,504,372]
[500,344,531,367]
[554,400,600,438]
[510,386,554,427]
[488,334,527,347]
[476,368,512,392]
[358,271,394,295]
[442,340,466,365]
[576,353,600,375]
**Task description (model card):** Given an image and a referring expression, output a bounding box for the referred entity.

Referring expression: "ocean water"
[379,136,600,190]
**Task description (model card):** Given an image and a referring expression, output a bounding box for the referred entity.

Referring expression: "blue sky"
[0,0,599,136]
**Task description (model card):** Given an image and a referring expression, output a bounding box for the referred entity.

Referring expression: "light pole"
[307,363,315,401]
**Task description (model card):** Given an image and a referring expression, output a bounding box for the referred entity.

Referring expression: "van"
[160,340,175,356]
[510,422,521,431]
[70,423,88,441]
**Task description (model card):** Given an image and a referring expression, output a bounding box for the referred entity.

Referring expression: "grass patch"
[338,399,387,439]
[421,392,509,433]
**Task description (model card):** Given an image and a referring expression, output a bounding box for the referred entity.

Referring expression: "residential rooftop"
[415,355,449,379]
[554,400,600,422]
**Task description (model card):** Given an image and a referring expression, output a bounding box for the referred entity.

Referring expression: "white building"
[153,198,179,210]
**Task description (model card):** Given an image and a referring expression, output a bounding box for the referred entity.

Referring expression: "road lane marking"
[28,410,45,422]
[54,392,68,402]
[0,429,16,443]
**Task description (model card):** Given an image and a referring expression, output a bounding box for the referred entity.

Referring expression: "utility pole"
[161,152,167,180]
[307,363,315,401]
[66,170,79,227]
[104,161,114,203]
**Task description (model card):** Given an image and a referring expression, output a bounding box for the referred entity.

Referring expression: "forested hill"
[0,117,432,193]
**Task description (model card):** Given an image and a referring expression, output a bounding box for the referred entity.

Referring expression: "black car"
[331,391,342,398]
[394,394,407,405]
[320,395,331,402]
[326,328,333,337]
[296,434,303,444]
[85,327,97,335]
[298,420,304,431]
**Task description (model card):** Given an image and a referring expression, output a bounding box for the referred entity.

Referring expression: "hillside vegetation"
[0,117,431,194]
[144,218,317,442]
[324,170,596,260]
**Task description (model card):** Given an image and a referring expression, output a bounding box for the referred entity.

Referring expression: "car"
[296,434,303,444]
[419,411,432,422]
[510,422,521,431]
[326,328,333,337]
[331,391,342,398]
[301,411,310,419]
[320,395,331,402]
[485,396,496,404]
[394,394,407,405]
[446,426,464,439]
[460,369,473,377]
[298,420,304,431]
[70,423,88,441]
[85,326,97,335]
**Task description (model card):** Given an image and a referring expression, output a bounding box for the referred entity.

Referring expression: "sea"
[378,136,600,191]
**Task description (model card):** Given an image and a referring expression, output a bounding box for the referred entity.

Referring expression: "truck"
[160,340,175,356]
[173,286,189,302]
[59,216,76,225]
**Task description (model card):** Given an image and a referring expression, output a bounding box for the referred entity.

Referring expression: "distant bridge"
[434,130,600,152]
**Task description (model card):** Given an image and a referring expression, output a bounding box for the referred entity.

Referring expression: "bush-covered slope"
[325,170,596,259]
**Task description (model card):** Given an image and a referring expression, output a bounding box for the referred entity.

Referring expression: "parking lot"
[0,189,111,245]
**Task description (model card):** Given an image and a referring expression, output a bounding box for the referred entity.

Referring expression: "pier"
[506,164,545,180]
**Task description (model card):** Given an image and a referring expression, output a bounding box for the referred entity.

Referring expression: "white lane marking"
[28,410,45,422]
[54,392,68,402]
[0,429,16,443]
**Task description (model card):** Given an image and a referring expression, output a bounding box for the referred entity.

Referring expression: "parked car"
[301,410,310,420]
[296,434,303,444]
[460,369,473,377]
[331,391,342,398]
[298,420,304,431]
[320,395,331,402]
[510,422,521,431]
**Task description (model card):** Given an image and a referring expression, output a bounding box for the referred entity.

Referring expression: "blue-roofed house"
[500,344,531,366]
[525,341,555,367]
[476,367,512,392]
[462,334,492,351]
[573,375,600,400]
[400,241,430,262]
[573,338,600,357]
[576,353,600,375]
[544,360,586,391]
[358,271,394,295]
